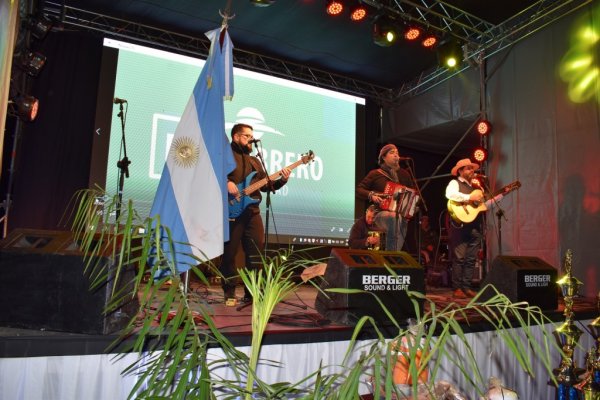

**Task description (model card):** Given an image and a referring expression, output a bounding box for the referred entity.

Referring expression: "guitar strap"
[248,156,262,176]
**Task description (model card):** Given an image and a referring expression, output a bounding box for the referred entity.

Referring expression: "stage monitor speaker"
[479,255,558,310]
[315,248,425,325]
[0,230,139,335]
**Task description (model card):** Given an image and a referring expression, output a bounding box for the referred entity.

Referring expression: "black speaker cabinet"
[0,229,139,334]
[315,248,425,325]
[479,255,558,310]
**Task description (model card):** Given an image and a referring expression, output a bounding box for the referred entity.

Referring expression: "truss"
[41,2,392,103]
[393,0,595,101]
[41,0,593,104]
[364,0,497,44]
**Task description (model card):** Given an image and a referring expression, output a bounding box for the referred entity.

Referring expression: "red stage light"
[476,119,492,135]
[422,35,437,48]
[326,0,344,15]
[471,177,483,189]
[472,147,488,163]
[404,27,420,41]
[350,5,367,21]
[10,94,40,122]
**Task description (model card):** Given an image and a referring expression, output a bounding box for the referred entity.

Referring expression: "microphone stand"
[115,102,130,223]
[237,142,306,312]
[253,142,275,250]
[480,178,507,257]
[403,159,427,263]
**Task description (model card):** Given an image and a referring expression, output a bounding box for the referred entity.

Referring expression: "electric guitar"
[447,180,521,224]
[228,150,315,219]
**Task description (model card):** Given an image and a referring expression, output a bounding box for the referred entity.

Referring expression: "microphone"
[113,97,128,104]
[398,157,411,160]
[475,174,488,179]
[248,138,261,144]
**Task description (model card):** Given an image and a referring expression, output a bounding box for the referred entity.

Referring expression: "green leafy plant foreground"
[70,189,563,399]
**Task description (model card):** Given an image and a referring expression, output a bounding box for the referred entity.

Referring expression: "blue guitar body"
[228,171,260,219]
[227,150,315,220]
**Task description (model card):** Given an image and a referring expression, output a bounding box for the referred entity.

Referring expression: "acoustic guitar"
[447,180,521,223]
[228,150,315,219]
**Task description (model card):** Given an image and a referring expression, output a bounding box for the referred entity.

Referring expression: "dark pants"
[448,221,482,291]
[220,207,264,297]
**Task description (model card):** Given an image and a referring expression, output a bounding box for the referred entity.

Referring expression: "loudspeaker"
[479,255,558,310]
[315,248,425,325]
[0,229,139,334]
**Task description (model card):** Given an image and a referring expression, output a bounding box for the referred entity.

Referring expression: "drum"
[367,230,386,251]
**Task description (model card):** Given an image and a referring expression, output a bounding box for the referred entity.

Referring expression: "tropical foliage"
[70,188,563,399]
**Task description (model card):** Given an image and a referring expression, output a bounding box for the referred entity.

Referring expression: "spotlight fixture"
[421,34,437,48]
[326,0,344,16]
[20,51,46,77]
[27,16,53,40]
[373,16,397,47]
[10,94,40,122]
[437,37,462,69]
[472,147,488,163]
[403,26,421,41]
[250,0,275,6]
[350,4,367,21]
[476,119,492,135]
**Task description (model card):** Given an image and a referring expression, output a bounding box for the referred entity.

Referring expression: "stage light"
[20,51,46,77]
[437,37,462,69]
[10,94,40,122]
[373,16,397,47]
[421,34,437,48]
[472,147,488,163]
[350,5,367,21]
[28,16,52,40]
[326,0,344,16]
[403,26,421,41]
[476,119,492,135]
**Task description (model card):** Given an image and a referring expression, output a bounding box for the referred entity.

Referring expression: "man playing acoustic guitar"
[445,158,512,299]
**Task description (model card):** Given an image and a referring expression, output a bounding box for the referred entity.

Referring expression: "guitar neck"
[242,157,305,195]
[485,181,520,199]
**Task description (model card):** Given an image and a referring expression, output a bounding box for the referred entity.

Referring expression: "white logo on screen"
[224,107,284,140]
[149,110,323,182]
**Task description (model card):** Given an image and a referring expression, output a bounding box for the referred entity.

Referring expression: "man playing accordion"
[356,144,416,251]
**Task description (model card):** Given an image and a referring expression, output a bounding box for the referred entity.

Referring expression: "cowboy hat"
[451,158,479,176]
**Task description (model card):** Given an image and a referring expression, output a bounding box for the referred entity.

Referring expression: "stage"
[0,279,597,399]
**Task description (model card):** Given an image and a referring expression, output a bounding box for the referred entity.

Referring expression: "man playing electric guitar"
[221,123,291,304]
[445,158,511,299]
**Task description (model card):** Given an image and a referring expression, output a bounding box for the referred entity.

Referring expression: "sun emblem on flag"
[170,136,200,168]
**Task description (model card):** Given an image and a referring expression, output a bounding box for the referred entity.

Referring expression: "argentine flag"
[149,27,236,273]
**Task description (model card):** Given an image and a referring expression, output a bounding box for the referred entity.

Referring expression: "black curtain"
[6,31,103,232]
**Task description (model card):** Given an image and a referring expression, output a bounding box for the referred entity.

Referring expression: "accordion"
[379,182,419,219]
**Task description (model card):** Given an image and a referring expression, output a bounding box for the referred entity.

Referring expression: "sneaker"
[464,289,478,297]
[453,288,467,299]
